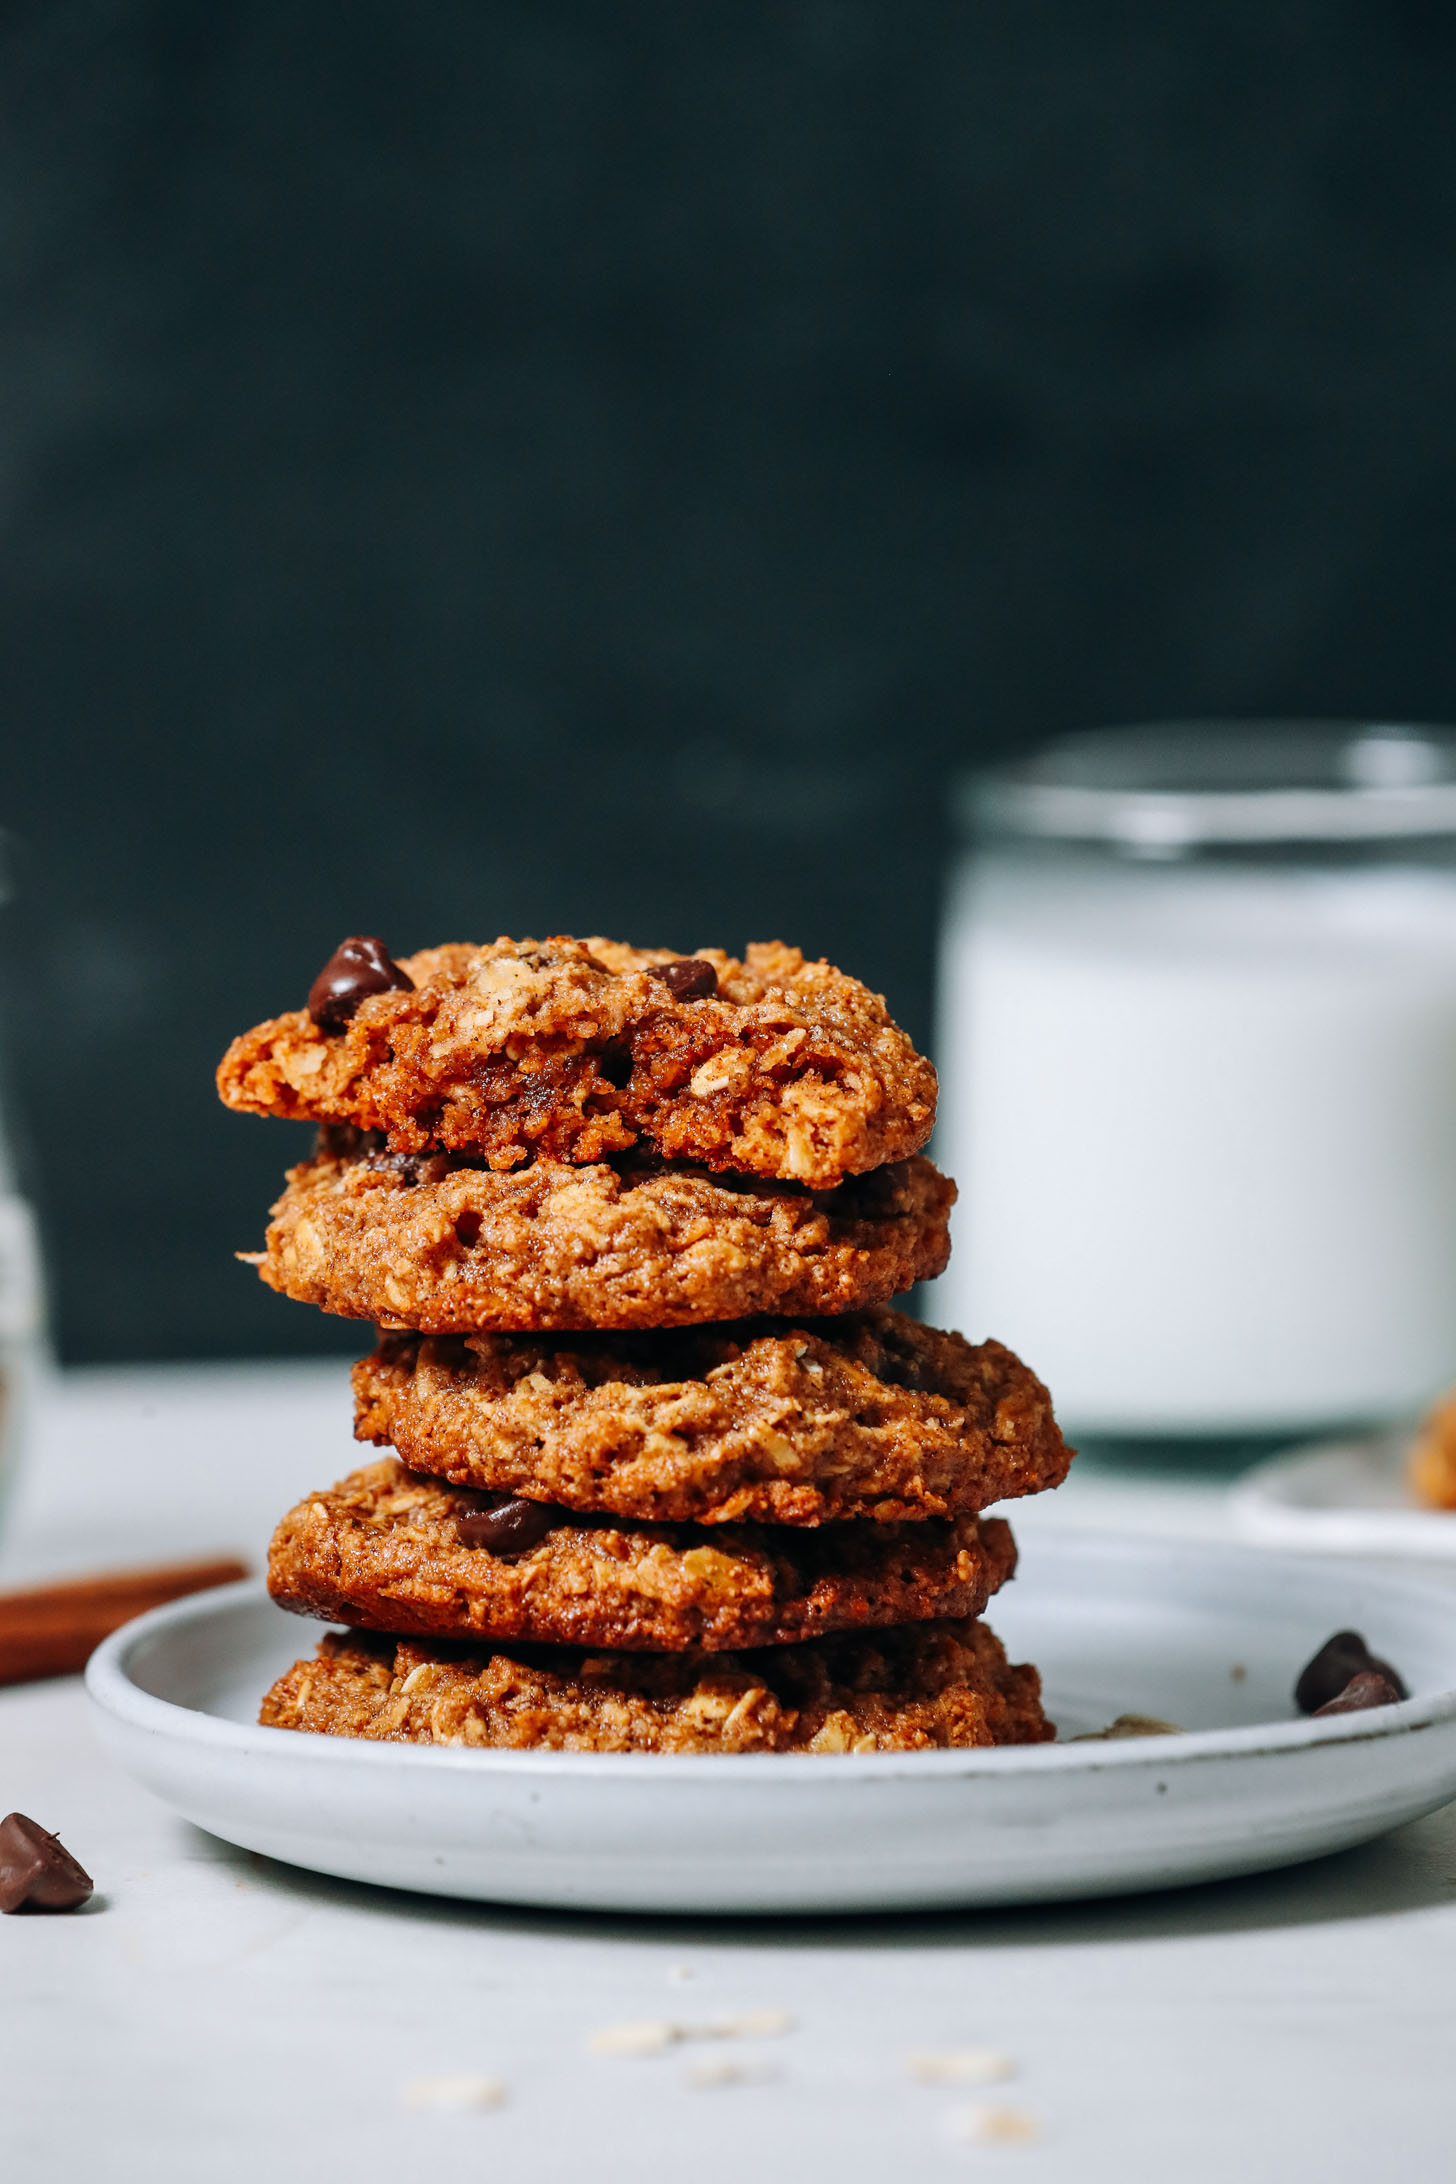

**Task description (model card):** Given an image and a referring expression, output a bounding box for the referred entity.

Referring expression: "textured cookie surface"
[260,1617,1052,1752]
[218,935,937,1188]
[251,1136,953,1331]
[355,1312,1071,1525]
[267,1458,1016,1651]
[1408,1391,1456,1510]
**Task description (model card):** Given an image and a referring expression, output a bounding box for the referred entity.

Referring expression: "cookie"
[217,935,937,1189]
[266,1458,1016,1651]
[248,1136,953,1331]
[260,1617,1053,1752]
[1408,1389,1456,1510]
[353,1312,1071,1526]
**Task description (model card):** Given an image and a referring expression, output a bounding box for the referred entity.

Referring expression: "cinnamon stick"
[0,1557,250,1685]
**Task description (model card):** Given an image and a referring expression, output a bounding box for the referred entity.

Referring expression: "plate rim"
[1232,1428,1456,1555]
[85,1544,1456,1784]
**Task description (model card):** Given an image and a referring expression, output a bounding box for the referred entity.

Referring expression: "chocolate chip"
[1294,1630,1407,1714]
[598,1041,634,1090]
[319,1122,387,1160]
[384,1148,455,1188]
[453,1209,482,1249]
[658,957,718,1001]
[307,936,415,1031]
[1312,1670,1405,1717]
[0,1812,94,1914]
[455,1498,561,1554]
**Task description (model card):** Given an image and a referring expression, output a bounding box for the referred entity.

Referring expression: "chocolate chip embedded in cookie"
[249,1141,953,1332]
[307,937,415,1030]
[352,1312,1071,1526]
[260,1617,1053,1752]
[217,935,937,1189]
[266,1459,1016,1652]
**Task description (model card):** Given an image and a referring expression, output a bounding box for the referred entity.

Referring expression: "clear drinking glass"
[935,722,1456,1451]
[0,834,47,1535]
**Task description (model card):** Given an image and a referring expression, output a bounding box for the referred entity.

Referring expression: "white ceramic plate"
[1232,1429,1456,1560]
[86,1536,1456,1915]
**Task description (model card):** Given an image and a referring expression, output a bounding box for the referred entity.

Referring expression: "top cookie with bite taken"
[216,934,936,1189]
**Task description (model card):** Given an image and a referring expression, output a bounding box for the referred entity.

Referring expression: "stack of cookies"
[218,933,1072,1753]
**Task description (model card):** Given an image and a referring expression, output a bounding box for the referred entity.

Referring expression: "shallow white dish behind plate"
[1232,1429,1456,1560]
[87,1535,1456,1915]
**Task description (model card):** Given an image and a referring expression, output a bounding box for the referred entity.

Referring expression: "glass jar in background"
[935,723,1456,1447]
[0,833,48,1534]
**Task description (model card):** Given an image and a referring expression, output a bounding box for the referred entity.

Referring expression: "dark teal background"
[4,1,1456,1358]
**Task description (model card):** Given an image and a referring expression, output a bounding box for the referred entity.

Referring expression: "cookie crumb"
[588,2009,794,2058]
[907,2048,1016,2086]
[588,2020,679,2058]
[667,1964,696,1984]
[685,2059,778,2091]
[945,2102,1041,2146]
[401,2074,505,2112]
[711,2008,794,2040]
[1070,1713,1183,1741]
[1230,1663,1247,1683]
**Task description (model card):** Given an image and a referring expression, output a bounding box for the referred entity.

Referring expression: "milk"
[935,848,1456,1435]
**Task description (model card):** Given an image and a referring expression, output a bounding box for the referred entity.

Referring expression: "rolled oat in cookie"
[250,1138,953,1332]
[353,1311,1071,1526]
[260,1615,1053,1752]
[265,1457,1017,1652]
[217,935,937,1189]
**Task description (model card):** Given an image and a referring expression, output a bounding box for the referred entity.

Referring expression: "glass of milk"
[935,722,1456,1445]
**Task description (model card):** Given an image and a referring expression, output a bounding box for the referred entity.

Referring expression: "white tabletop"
[4,1363,1456,2182]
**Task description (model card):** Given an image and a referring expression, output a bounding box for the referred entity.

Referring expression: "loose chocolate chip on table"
[456,1498,561,1554]
[658,957,718,1001]
[307,936,415,1031]
[1312,1670,1405,1717]
[1294,1630,1407,1714]
[0,1812,94,1914]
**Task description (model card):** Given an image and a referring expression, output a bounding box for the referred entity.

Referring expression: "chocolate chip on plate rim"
[1294,1630,1407,1715]
[1311,1670,1406,1717]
